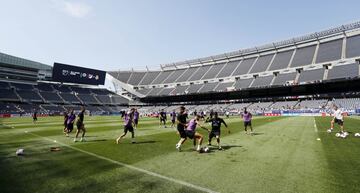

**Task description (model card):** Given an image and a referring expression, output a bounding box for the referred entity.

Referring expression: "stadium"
[1,1,360,193]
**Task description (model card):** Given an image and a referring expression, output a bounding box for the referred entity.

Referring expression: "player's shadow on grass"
[87,139,107,142]
[133,140,157,144]
[218,145,243,151]
[251,132,264,136]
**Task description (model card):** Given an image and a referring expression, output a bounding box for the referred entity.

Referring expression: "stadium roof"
[0,51,52,71]
[159,21,360,70]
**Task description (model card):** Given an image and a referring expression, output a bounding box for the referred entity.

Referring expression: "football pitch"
[1,115,360,193]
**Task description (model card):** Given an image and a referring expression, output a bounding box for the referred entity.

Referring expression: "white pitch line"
[25,131,219,193]
[313,118,318,133]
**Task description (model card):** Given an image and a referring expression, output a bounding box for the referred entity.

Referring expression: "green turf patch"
[2,115,360,192]
[315,116,360,193]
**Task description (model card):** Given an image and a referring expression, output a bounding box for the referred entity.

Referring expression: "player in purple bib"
[184,115,210,152]
[170,110,176,128]
[241,107,253,135]
[133,109,139,130]
[66,109,76,134]
[116,108,136,144]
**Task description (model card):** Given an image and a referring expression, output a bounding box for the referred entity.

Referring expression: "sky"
[0,0,359,71]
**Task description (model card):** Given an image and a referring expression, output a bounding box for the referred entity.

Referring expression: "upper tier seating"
[327,63,359,80]
[0,89,19,101]
[17,90,43,102]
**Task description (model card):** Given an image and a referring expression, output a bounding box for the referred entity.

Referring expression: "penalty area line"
[25,131,219,193]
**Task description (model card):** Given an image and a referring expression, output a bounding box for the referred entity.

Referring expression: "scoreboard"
[52,62,106,85]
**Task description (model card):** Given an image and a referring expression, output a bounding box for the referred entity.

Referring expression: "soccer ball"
[340,133,347,139]
[335,133,341,137]
[327,129,332,133]
[200,147,210,153]
[354,133,360,137]
[204,146,209,152]
[16,148,24,156]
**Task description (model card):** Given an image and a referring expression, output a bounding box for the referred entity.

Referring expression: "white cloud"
[52,0,92,18]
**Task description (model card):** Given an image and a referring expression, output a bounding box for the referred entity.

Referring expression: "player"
[116,108,136,144]
[32,110,38,123]
[170,110,176,128]
[74,106,86,142]
[200,111,205,120]
[241,108,253,135]
[66,109,76,134]
[184,115,210,152]
[205,112,229,150]
[63,110,69,136]
[133,108,139,130]
[209,109,214,119]
[330,105,345,133]
[225,111,230,118]
[175,106,188,151]
[159,109,167,128]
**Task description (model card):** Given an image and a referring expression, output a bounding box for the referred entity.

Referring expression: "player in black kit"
[175,106,188,151]
[74,106,86,142]
[205,112,229,150]
[159,109,167,128]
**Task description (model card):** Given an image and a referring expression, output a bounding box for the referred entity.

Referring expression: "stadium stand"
[187,84,203,94]
[39,92,64,103]
[268,50,294,71]
[234,78,254,89]
[346,34,360,58]
[163,69,186,84]
[151,70,174,84]
[172,85,189,95]
[290,45,316,67]
[77,94,100,105]
[36,83,55,91]
[0,89,20,102]
[11,83,34,90]
[176,67,198,82]
[198,82,218,93]
[333,98,360,110]
[158,87,175,96]
[233,57,256,76]
[96,95,112,105]
[296,99,328,109]
[59,93,81,104]
[271,101,299,110]
[250,54,274,73]
[139,71,161,85]
[250,75,274,88]
[327,63,359,80]
[298,68,325,83]
[215,82,234,92]
[202,63,226,80]
[272,72,297,86]
[0,102,18,114]
[111,95,129,104]
[41,104,65,113]
[188,65,211,81]
[316,39,343,64]
[217,61,239,78]
[17,90,43,102]
[128,72,146,85]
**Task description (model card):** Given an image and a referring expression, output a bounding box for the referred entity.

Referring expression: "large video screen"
[52,63,106,85]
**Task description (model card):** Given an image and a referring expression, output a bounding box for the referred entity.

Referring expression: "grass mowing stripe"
[25,131,219,193]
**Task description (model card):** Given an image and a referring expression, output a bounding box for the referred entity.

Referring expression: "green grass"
[1,115,360,193]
